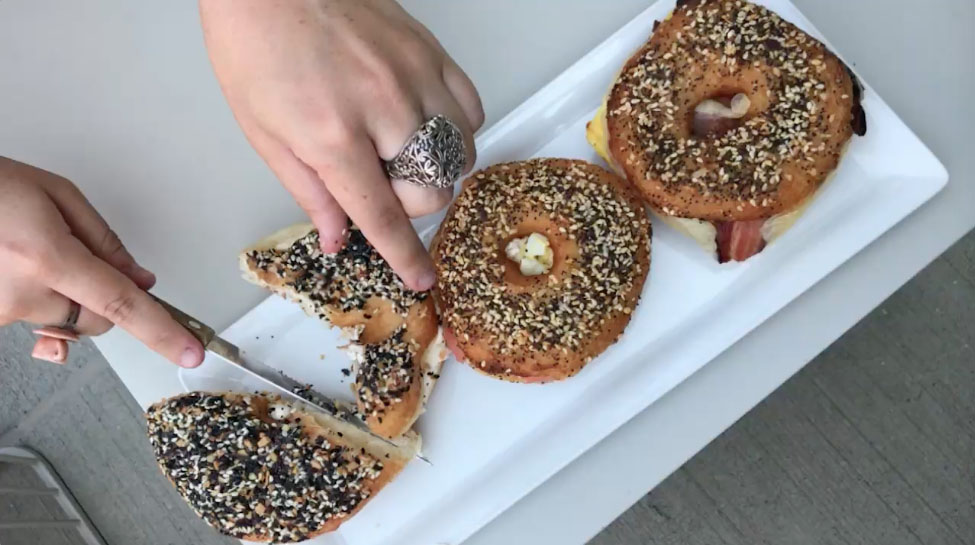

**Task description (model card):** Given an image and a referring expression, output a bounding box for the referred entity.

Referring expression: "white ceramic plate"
[179,1,948,543]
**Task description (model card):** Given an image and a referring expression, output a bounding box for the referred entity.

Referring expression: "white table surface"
[1,1,971,543]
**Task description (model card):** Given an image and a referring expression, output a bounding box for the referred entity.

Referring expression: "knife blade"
[152,295,430,463]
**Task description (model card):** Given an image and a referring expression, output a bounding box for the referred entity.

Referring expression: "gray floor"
[592,232,975,545]
[0,329,231,544]
[0,232,972,545]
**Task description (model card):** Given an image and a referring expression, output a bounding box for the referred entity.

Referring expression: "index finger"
[37,174,156,290]
[307,140,435,291]
[43,238,204,368]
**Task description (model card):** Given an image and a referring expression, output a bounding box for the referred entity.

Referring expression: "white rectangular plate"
[179,1,947,544]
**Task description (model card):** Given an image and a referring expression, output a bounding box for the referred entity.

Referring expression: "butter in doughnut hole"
[500,218,578,291]
[432,159,652,383]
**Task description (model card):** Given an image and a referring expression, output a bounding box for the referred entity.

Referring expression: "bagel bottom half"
[147,392,419,543]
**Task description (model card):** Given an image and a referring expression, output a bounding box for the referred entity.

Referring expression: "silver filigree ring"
[384,115,466,189]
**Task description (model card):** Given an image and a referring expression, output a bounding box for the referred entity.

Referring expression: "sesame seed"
[354,328,418,417]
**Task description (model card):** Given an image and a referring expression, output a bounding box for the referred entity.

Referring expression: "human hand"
[200,0,484,291]
[0,157,205,367]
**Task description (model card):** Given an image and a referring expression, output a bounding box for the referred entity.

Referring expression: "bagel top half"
[601,0,864,223]
[431,158,651,383]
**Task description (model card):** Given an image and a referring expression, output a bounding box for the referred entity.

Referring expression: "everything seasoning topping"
[436,159,649,361]
[246,228,427,317]
[146,394,383,543]
[355,326,418,418]
[610,0,856,206]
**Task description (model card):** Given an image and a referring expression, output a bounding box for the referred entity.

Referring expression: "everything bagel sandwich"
[587,0,865,262]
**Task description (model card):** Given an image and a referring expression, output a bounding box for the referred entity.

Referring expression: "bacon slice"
[442,326,467,362]
[693,114,741,137]
[693,93,751,137]
[716,219,767,263]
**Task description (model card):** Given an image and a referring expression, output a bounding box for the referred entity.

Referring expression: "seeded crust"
[239,224,443,438]
[606,0,865,222]
[432,159,651,383]
[146,392,418,542]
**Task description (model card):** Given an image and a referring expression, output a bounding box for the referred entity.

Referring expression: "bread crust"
[240,225,444,438]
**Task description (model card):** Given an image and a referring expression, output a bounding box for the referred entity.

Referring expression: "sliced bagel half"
[146,391,419,542]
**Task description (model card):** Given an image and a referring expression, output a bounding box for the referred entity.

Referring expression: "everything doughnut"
[240,225,446,438]
[589,0,865,262]
[432,159,651,383]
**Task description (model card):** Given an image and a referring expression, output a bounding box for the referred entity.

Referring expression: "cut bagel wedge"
[147,391,419,542]
[240,224,446,438]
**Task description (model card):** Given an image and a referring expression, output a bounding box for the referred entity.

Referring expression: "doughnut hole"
[680,65,773,138]
[499,214,580,293]
[693,93,748,137]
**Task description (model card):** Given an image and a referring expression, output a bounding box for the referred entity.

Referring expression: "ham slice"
[716,219,767,263]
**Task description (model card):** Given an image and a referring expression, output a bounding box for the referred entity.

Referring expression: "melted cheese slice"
[586,103,618,172]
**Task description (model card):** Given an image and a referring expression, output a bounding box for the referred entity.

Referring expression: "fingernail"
[320,229,349,254]
[179,346,203,368]
[416,269,437,292]
[33,327,81,342]
[134,267,157,288]
[32,338,68,364]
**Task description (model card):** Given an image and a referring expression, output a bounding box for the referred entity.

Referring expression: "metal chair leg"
[0,446,107,545]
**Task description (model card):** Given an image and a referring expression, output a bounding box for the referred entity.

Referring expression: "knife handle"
[150,294,216,347]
